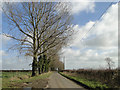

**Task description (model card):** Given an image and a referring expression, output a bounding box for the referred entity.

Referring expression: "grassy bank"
[0,72,1,89]
[61,69,119,88]
[59,72,108,89]
[2,71,52,88]
[2,72,31,78]
[0,78,1,90]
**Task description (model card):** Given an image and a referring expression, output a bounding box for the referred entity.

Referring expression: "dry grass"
[2,71,52,88]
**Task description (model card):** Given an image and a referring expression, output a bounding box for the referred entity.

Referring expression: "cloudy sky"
[0,1,119,70]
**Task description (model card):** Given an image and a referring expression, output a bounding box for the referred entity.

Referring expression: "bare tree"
[37,37,65,74]
[105,57,115,70]
[3,2,73,76]
[49,54,64,71]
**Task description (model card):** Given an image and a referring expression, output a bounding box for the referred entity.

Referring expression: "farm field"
[0,78,1,90]
[2,71,52,88]
[60,69,119,89]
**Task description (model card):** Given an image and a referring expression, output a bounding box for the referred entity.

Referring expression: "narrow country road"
[47,72,86,89]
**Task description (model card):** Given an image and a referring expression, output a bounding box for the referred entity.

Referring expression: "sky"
[0,1,119,70]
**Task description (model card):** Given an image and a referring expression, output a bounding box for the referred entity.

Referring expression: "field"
[2,71,52,88]
[61,69,119,89]
[0,72,2,89]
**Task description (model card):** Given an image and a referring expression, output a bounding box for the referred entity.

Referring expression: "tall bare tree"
[3,2,73,76]
[49,54,64,71]
[105,57,115,70]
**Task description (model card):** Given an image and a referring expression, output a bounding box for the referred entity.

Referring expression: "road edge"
[58,72,91,89]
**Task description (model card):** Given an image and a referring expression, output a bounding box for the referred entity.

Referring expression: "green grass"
[15,72,52,83]
[60,72,108,89]
[2,72,31,88]
[0,72,2,89]
[0,78,1,89]
[2,72,31,78]
[2,71,52,88]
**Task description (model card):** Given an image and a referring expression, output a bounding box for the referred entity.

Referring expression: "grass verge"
[59,72,108,89]
[2,71,52,88]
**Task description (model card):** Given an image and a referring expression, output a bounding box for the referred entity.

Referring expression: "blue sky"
[1,1,118,70]
[72,2,112,26]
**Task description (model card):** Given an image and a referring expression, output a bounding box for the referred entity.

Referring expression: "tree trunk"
[38,55,42,74]
[38,67,41,74]
[32,55,37,76]
[46,64,48,72]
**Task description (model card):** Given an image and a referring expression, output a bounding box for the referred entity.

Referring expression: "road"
[47,72,86,89]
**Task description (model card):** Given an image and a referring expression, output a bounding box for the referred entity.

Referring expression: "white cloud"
[0,1,2,12]
[0,50,6,56]
[70,21,95,49]
[2,51,32,70]
[0,34,10,41]
[85,3,118,49]
[0,34,11,70]
[71,0,95,14]
[61,3,118,69]
[0,50,3,70]
[0,34,11,48]
[0,33,33,70]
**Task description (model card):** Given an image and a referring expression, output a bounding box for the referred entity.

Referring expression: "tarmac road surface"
[47,72,86,89]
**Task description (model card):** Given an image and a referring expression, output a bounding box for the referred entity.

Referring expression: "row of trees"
[3,2,73,76]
